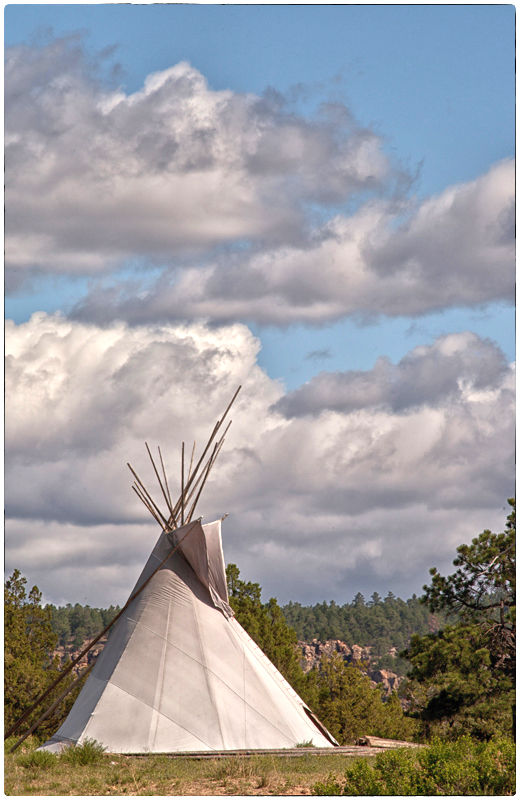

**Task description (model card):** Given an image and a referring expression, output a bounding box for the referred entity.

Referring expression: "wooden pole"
[177,463,207,519]
[132,485,164,529]
[186,421,231,523]
[4,520,201,741]
[188,441,196,483]
[145,443,173,520]
[171,386,241,522]
[169,422,219,522]
[129,388,241,531]
[127,463,169,529]
[186,443,219,523]
[181,442,185,526]
[158,446,174,519]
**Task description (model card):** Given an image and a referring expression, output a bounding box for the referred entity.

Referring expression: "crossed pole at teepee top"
[128,385,240,530]
[6,387,241,751]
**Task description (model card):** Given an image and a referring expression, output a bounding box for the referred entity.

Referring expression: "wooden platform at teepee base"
[128,739,422,759]
[355,736,424,749]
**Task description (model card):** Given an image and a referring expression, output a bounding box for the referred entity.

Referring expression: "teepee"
[11,389,337,753]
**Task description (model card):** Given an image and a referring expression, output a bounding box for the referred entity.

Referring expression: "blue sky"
[5,5,515,607]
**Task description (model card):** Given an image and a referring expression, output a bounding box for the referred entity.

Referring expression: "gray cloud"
[305,348,332,361]
[6,37,393,280]
[366,160,515,307]
[72,160,514,326]
[5,316,514,606]
[274,332,509,417]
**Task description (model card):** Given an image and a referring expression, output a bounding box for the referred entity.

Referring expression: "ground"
[4,743,364,796]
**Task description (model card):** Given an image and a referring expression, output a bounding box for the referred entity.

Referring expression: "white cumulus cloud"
[78,159,514,325]
[5,36,392,282]
[5,315,514,606]
[6,36,513,326]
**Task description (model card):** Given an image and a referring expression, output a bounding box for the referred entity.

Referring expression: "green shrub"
[16,749,57,770]
[416,736,516,796]
[312,737,516,796]
[311,773,345,796]
[61,737,106,766]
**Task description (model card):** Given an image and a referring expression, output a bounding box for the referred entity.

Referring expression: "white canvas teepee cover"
[40,520,337,753]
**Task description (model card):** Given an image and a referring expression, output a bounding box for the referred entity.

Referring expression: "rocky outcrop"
[369,668,403,698]
[297,639,404,700]
[298,638,372,672]
[53,635,108,676]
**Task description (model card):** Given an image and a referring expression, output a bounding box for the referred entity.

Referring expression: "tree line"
[5,499,515,747]
[282,591,442,653]
[45,589,436,659]
[45,604,121,649]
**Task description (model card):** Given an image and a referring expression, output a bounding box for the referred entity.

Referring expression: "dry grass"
[4,737,360,796]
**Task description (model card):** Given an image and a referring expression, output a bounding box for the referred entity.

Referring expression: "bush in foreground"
[312,736,515,796]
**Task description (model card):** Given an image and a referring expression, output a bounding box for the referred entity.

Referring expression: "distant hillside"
[282,593,444,656]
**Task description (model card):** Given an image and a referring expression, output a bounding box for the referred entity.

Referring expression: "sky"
[4,3,515,610]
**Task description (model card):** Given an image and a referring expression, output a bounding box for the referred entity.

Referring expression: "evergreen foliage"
[46,603,121,648]
[303,653,417,745]
[4,570,86,741]
[282,591,440,656]
[5,570,61,737]
[405,623,514,741]
[423,498,515,681]
[405,500,516,741]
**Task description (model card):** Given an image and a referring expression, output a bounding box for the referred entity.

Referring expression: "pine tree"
[4,570,91,743]
[4,570,60,737]
[405,500,516,740]
[311,653,416,744]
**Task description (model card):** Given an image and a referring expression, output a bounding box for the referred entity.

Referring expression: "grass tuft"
[61,738,106,766]
[16,749,58,770]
